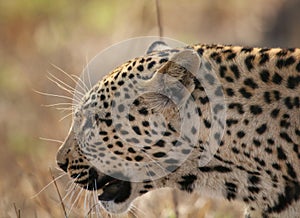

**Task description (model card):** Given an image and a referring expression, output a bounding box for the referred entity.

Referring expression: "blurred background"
[1,0,300,217]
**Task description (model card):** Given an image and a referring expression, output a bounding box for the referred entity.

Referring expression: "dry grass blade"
[49,168,67,217]
[155,0,163,38]
[13,203,21,218]
[172,191,179,218]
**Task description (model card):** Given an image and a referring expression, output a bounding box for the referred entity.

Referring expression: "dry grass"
[0,0,298,217]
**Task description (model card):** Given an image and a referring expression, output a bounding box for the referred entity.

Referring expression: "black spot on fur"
[132,126,142,135]
[239,88,252,99]
[284,97,294,109]
[226,88,235,96]
[134,155,144,161]
[230,64,240,79]
[277,147,287,160]
[250,105,263,115]
[237,131,245,138]
[197,48,204,56]
[178,174,197,192]
[272,163,281,170]
[280,132,293,143]
[219,65,227,78]
[270,109,280,118]
[154,140,165,147]
[228,103,245,114]
[199,96,209,105]
[248,175,260,184]
[127,147,136,153]
[99,118,112,127]
[287,76,300,89]
[259,53,270,65]
[244,78,258,89]
[159,58,168,64]
[256,124,267,134]
[227,53,236,60]
[204,119,211,128]
[210,52,222,63]
[116,141,123,148]
[276,56,296,69]
[138,107,149,115]
[241,47,253,53]
[245,55,255,71]
[296,61,300,72]
[272,73,283,84]
[117,80,124,86]
[253,139,261,147]
[248,186,260,194]
[226,119,239,127]
[128,114,135,121]
[225,182,237,200]
[147,61,156,70]
[254,157,266,166]
[142,121,149,127]
[153,152,166,158]
[199,165,232,173]
[260,70,270,82]
[137,65,144,72]
[264,91,271,104]
[232,147,239,154]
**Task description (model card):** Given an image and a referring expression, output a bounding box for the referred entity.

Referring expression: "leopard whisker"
[85,55,93,90]
[64,182,77,201]
[41,102,77,108]
[87,191,92,218]
[59,112,74,122]
[47,73,77,99]
[48,71,83,97]
[55,107,74,111]
[67,184,84,217]
[46,75,82,105]
[65,185,79,213]
[61,176,80,206]
[39,137,64,144]
[87,201,98,217]
[83,185,90,216]
[93,181,101,218]
[71,73,90,94]
[50,63,87,97]
[34,89,80,104]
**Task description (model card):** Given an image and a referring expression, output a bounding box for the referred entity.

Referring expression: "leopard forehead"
[70,47,198,178]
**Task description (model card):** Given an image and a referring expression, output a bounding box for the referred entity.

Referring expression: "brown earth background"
[1,0,300,217]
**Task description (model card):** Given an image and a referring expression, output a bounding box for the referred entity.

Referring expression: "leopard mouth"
[74,168,132,203]
[98,178,131,203]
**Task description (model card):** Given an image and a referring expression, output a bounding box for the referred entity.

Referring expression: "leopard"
[56,41,300,218]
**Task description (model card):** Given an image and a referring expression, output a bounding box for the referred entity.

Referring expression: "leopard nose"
[57,158,69,172]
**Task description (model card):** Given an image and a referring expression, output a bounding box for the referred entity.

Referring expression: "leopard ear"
[146,41,171,54]
[143,49,201,106]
